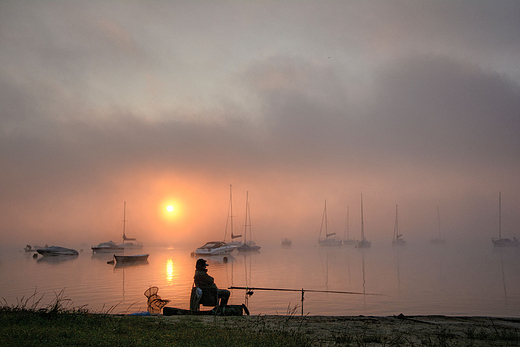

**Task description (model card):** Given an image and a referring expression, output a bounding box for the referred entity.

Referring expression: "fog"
[1,1,520,249]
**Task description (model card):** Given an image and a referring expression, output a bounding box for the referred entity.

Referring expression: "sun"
[167,205,174,212]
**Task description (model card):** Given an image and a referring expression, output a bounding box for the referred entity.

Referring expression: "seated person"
[194,258,230,306]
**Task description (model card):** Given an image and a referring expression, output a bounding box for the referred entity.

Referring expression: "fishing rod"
[229,286,382,316]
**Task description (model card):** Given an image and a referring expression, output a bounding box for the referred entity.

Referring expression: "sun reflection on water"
[166,258,175,284]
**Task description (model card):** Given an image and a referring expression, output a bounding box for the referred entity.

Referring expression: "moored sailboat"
[392,205,407,246]
[430,206,446,245]
[492,192,519,247]
[342,205,357,245]
[356,194,371,248]
[237,191,261,252]
[318,200,342,246]
[118,202,144,249]
[224,185,243,248]
[194,185,239,256]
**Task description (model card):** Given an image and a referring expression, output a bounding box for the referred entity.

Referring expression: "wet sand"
[161,314,520,346]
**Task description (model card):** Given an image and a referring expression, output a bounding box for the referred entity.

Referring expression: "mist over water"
[1,240,518,317]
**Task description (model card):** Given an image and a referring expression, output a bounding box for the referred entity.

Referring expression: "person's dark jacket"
[194,269,218,290]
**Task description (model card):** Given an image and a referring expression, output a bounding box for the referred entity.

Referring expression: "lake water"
[1,241,519,317]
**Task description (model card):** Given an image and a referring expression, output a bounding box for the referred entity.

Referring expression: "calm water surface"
[1,241,519,316]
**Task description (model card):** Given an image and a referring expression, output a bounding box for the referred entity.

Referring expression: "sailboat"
[342,205,357,245]
[237,191,261,252]
[492,192,519,247]
[118,201,144,249]
[318,200,342,246]
[224,184,243,248]
[392,205,407,246]
[194,185,239,256]
[356,194,371,248]
[430,206,446,244]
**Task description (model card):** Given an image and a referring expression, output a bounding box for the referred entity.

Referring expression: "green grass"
[0,307,312,347]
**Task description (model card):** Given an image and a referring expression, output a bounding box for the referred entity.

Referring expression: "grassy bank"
[2,293,520,346]
[0,307,311,347]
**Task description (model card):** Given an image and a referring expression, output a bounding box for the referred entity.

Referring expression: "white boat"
[492,192,519,247]
[114,254,149,263]
[430,206,446,244]
[392,205,407,246]
[194,241,236,255]
[91,241,124,253]
[342,205,357,245]
[36,246,79,256]
[318,200,342,246]
[237,192,261,252]
[356,194,371,248]
[118,202,144,249]
[194,185,241,255]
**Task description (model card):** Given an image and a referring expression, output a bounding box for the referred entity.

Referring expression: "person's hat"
[196,258,208,269]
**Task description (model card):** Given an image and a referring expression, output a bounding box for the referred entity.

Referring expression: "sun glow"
[160,199,182,222]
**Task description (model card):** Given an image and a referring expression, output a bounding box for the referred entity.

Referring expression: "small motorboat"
[113,254,149,264]
[25,245,48,252]
[91,241,124,253]
[281,238,292,246]
[194,241,236,256]
[36,246,79,256]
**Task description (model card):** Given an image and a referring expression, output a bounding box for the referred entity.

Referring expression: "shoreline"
[160,314,520,346]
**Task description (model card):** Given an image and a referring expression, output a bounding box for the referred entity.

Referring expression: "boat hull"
[237,242,261,252]
[318,238,342,246]
[194,241,236,255]
[114,254,149,263]
[492,238,519,247]
[91,241,125,253]
[356,240,371,248]
[118,241,144,249]
[194,246,235,255]
[37,246,79,256]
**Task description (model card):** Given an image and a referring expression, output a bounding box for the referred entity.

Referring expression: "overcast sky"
[1,1,520,248]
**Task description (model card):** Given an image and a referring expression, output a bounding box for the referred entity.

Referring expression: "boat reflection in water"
[36,254,78,264]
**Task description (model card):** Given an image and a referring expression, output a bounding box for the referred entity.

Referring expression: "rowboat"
[36,246,79,256]
[113,254,149,264]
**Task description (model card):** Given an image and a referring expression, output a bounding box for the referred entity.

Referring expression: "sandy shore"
[161,314,520,346]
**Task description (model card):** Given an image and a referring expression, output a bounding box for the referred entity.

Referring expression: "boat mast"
[122,201,126,241]
[324,200,328,237]
[361,194,365,241]
[437,206,441,239]
[229,184,241,240]
[499,191,502,240]
[344,205,350,240]
[244,191,250,243]
[394,204,398,241]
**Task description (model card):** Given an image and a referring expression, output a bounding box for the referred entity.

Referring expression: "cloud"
[1,1,520,248]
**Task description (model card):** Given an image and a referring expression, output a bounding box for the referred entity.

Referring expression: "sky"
[1,1,520,249]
